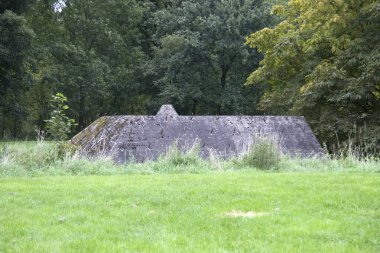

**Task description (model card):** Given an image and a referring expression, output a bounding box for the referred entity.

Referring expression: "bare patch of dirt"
[223,210,270,218]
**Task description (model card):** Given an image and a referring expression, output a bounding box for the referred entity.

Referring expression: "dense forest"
[0,0,379,153]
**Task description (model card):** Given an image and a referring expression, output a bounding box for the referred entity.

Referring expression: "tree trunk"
[192,99,197,115]
[0,108,4,139]
[78,83,85,130]
[218,65,229,114]
[220,65,228,89]
[12,117,17,139]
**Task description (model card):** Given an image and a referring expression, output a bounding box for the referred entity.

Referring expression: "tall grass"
[0,140,379,178]
[240,136,281,170]
[0,141,124,177]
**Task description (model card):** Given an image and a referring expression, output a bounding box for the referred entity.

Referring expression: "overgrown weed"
[150,140,208,173]
[160,139,202,166]
[240,136,281,170]
[0,141,123,177]
[0,140,379,177]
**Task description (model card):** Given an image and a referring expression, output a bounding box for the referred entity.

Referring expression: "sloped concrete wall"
[71,105,323,163]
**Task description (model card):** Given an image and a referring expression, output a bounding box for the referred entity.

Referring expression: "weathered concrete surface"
[71,104,324,163]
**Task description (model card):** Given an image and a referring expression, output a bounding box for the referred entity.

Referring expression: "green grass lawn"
[1,172,379,252]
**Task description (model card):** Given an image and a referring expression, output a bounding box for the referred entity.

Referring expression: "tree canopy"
[246,0,380,152]
[148,0,271,115]
[0,10,34,138]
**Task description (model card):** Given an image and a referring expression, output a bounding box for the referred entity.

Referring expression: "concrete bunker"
[71,104,324,163]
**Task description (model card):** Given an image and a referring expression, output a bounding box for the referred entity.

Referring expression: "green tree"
[147,0,271,115]
[45,92,76,140]
[0,10,34,138]
[24,0,64,135]
[45,0,149,129]
[0,0,35,14]
[246,0,380,152]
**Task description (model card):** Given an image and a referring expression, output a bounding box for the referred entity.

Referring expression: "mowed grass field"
[1,172,379,253]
